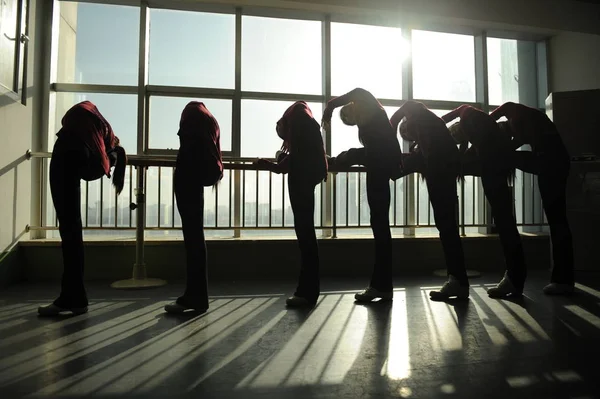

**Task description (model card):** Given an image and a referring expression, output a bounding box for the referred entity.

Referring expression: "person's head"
[497,121,514,140]
[340,103,358,126]
[448,122,467,144]
[398,117,416,142]
[276,119,286,140]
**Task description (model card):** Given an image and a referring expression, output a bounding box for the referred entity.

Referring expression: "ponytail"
[112,145,127,195]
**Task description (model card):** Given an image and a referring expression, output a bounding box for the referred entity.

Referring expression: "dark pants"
[49,137,102,308]
[174,164,209,309]
[367,171,393,291]
[481,169,527,291]
[461,147,527,290]
[332,148,393,291]
[394,150,468,285]
[425,170,468,286]
[288,177,320,303]
[538,137,574,285]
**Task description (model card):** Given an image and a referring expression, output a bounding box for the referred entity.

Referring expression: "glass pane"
[412,30,475,102]
[241,99,323,158]
[0,0,18,90]
[331,23,405,99]
[56,2,139,85]
[148,97,232,151]
[54,92,138,155]
[148,9,235,89]
[487,38,519,105]
[242,16,322,94]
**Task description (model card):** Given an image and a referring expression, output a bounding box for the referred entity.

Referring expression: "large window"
[56,2,139,85]
[331,22,405,99]
[148,96,232,151]
[242,16,322,94]
[148,9,235,89]
[412,30,476,102]
[487,37,538,107]
[49,3,548,237]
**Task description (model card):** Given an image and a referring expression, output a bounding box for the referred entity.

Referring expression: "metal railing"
[27,152,548,238]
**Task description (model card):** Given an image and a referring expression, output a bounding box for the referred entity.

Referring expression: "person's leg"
[512,151,541,175]
[288,178,320,306]
[538,165,574,293]
[329,147,367,170]
[427,172,469,300]
[167,167,208,312]
[355,170,393,302]
[482,171,527,297]
[40,142,88,315]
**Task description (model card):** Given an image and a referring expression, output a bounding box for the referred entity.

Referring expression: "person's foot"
[487,272,522,298]
[38,303,88,317]
[165,296,208,314]
[285,295,316,308]
[543,283,575,296]
[429,275,469,301]
[354,287,393,303]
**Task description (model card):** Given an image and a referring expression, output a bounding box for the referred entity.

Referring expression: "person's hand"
[322,103,334,125]
[254,158,273,170]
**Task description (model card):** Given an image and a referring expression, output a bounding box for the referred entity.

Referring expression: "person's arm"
[490,103,512,121]
[389,101,421,131]
[441,105,470,123]
[459,140,469,155]
[322,88,371,122]
[255,154,290,174]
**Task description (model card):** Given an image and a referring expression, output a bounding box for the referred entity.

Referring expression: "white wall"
[0,0,41,255]
[549,31,600,93]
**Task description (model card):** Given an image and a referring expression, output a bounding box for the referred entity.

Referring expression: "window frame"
[0,0,29,104]
[45,0,550,238]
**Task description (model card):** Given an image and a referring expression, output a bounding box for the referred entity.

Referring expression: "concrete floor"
[0,272,599,399]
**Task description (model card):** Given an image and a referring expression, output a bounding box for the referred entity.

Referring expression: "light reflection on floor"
[0,276,599,398]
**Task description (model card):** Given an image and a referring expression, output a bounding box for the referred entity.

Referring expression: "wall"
[189,0,600,35]
[19,236,551,282]
[549,32,600,93]
[0,0,44,288]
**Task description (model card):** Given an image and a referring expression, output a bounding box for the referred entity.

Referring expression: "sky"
[49,1,533,231]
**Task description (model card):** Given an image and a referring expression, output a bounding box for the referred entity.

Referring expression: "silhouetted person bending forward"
[165,101,223,314]
[257,101,327,308]
[39,101,127,316]
[492,102,574,295]
[443,104,526,298]
[390,101,469,300]
[323,88,401,303]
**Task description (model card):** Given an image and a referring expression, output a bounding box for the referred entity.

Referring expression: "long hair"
[111,145,127,195]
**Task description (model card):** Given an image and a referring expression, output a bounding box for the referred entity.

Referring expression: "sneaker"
[285,296,315,308]
[38,303,88,317]
[429,275,469,300]
[164,302,207,315]
[543,283,574,296]
[487,271,522,298]
[354,287,393,303]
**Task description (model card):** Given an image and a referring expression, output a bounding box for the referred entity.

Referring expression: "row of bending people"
[326,90,573,306]
[39,100,224,316]
[442,101,573,296]
[39,93,574,316]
